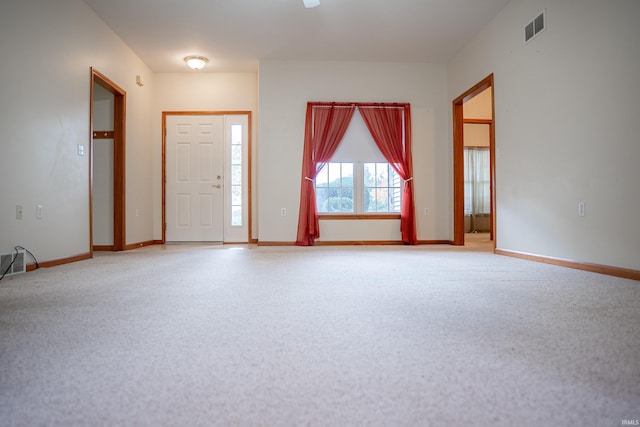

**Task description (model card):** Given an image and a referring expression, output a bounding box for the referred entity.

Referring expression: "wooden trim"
[257,241,296,246]
[92,69,126,94]
[124,240,158,250]
[93,130,114,139]
[495,249,640,281]
[93,245,115,251]
[27,252,92,271]
[453,78,493,105]
[89,70,95,258]
[90,68,126,253]
[315,240,404,246]
[163,111,252,116]
[452,74,495,247]
[453,99,465,246]
[162,111,253,244]
[319,214,401,220]
[113,90,126,251]
[463,118,493,124]
[162,113,166,242]
[256,240,453,246]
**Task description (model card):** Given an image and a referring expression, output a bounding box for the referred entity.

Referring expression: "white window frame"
[316,162,401,216]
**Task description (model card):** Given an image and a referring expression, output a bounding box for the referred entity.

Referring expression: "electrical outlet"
[16,205,23,220]
[424,208,430,216]
[281,208,287,216]
[578,202,585,217]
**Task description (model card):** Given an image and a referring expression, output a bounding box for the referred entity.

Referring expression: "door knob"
[213,184,222,189]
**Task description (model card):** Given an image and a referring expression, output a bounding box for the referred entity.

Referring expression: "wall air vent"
[525,9,546,43]
[1,249,26,277]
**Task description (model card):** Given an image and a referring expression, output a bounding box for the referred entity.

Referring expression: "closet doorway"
[90,68,126,252]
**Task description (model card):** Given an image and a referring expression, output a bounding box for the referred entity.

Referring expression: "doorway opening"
[452,74,495,247]
[90,68,126,252]
[162,112,252,244]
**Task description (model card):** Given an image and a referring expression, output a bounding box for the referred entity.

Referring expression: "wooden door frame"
[452,74,495,246]
[90,68,126,252]
[162,111,253,244]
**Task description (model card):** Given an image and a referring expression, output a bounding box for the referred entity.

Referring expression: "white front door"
[166,115,224,242]
[165,114,250,243]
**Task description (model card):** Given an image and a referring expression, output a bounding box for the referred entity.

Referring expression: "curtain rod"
[308,102,410,108]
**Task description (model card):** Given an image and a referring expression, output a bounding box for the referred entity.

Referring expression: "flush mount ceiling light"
[303,0,320,8]
[184,55,209,70]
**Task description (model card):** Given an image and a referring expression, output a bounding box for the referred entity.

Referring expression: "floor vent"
[1,249,26,277]
[525,9,546,43]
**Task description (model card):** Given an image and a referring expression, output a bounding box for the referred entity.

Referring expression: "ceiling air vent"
[525,9,546,43]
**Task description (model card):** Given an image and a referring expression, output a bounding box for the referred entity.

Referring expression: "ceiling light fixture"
[303,0,320,8]
[184,55,209,70]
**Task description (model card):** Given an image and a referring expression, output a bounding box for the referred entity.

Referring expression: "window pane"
[232,186,242,205]
[231,145,242,164]
[231,165,242,185]
[376,188,389,211]
[390,168,400,185]
[231,124,242,145]
[316,187,329,212]
[328,163,341,187]
[340,187,353,212]
[230,124,243,227]
[364,188,376,212]
[231,206,242,226]
[376,163,388,186]
[391,187,401,212]
[342,162,353,178]
[316,164,329,186]
[364,163,376,186]
[316,163,354,213]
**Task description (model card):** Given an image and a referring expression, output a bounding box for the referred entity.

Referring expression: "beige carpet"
[1,238,638,426]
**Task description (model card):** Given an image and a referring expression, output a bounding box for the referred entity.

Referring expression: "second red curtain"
[358,105,417,245]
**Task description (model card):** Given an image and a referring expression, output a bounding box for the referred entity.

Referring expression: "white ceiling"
[82,0,510,73]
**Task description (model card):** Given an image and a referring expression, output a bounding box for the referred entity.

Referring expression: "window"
[297,102,416,246]
[315,162,401,214]
[315,163,353,212]
[364,162,402,213]
[314,110,402,215]
[463,147,490,215]
[230,124,243,226]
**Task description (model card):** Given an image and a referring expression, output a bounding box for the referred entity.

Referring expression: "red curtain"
[359,105,417,244]
[296,103,355,246]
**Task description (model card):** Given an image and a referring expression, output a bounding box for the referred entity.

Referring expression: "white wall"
[258,60,450,243]
[448,0,640,269]
[0,0,155,262]
[152,73,259,240]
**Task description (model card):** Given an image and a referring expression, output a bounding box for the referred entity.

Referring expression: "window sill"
[319,214,401,220]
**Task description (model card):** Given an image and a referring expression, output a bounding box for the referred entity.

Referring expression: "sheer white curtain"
[464,148,490,231]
